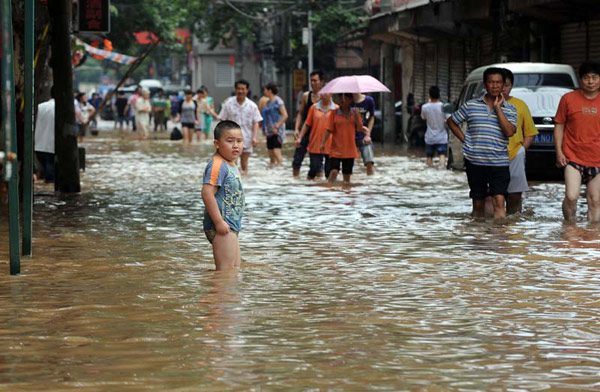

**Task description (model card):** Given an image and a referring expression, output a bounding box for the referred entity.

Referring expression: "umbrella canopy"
[319,75,391,94]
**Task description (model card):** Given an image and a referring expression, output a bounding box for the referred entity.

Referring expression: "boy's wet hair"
[429,86,440,99]
[214,120,241,140]
[184,89,193,95]
[579,61,600,78]
[483,67,506,83]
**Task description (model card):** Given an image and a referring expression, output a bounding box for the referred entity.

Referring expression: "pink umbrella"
[319,75,391,94]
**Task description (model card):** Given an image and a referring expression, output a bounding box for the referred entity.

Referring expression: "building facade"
[345,0,600,143]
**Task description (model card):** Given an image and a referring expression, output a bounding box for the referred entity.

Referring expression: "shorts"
[568,161,600,184]
[118,115,130,126]
[356,139,374,165]
[329,157,355,175]
[181,122,195,129]
[154,112,166,126]
[77,123,86,137]
[308,153,330,179]
[425,143,447,158]
[205,229,239,244]
[266,134,282,150]
[507,146,529,193]
[465,159,510,200]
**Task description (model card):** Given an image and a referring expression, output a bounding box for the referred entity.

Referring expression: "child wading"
[201,121,245,270]
[321,94,362,183]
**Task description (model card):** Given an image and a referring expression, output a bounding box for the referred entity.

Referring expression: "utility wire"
[221,0,301,21]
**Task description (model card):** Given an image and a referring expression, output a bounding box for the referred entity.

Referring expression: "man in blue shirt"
[447,67,517,218]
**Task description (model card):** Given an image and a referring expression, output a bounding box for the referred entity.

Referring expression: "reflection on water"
[1,135,599,390]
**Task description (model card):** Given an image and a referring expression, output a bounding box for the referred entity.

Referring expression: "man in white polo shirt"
[447,67,517,218]
[219,79,262,174]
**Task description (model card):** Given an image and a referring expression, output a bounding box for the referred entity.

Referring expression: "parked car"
[447,62,578,178]
[373,100,402,143]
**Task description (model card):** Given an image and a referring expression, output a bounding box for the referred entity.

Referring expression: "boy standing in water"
[201,121,245,270]
[321,94,362,184]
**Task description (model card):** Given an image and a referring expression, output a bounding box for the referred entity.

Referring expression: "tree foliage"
[85,0,366,82]
[190,0,366,71]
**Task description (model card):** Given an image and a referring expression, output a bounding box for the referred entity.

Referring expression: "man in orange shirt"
[321,94,362,184]
[554,61,600,222]
[297,93,337,179]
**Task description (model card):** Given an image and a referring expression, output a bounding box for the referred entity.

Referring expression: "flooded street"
[1,133,599,390]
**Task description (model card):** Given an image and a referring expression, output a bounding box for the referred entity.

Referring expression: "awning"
[370,0,430,18]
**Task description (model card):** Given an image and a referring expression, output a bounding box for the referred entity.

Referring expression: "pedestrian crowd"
[32,62,600,270]
[447,61,600,223]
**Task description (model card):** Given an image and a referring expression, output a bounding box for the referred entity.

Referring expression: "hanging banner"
[82,42,137,65]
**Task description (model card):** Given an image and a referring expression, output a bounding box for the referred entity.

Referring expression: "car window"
[457,85,468,107]
[513,73,575,88]
[469,82,485,100]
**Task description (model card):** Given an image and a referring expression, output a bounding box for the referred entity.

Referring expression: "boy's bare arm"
[201,184,230,234]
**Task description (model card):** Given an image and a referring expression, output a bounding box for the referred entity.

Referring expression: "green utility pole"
[23,0,35,256]
[1,0,21,275]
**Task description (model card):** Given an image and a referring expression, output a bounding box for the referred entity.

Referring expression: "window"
[513,73,575,89]
[215,61,234,87]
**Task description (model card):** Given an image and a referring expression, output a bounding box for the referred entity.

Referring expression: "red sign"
[79,0,110,33]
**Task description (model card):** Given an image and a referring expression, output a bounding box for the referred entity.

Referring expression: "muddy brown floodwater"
[1,133,599,390]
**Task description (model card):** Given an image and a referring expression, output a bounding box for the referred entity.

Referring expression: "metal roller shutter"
[589,20,600,62]
[437,40,450,102]
[425,43,437,101]
[464,37,477,74]
[560,22,587,72]
[480,33,494,65]
[449,40,465,103]
[413,43,426,103]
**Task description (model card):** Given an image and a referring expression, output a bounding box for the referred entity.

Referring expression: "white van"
[447,62,579,176]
